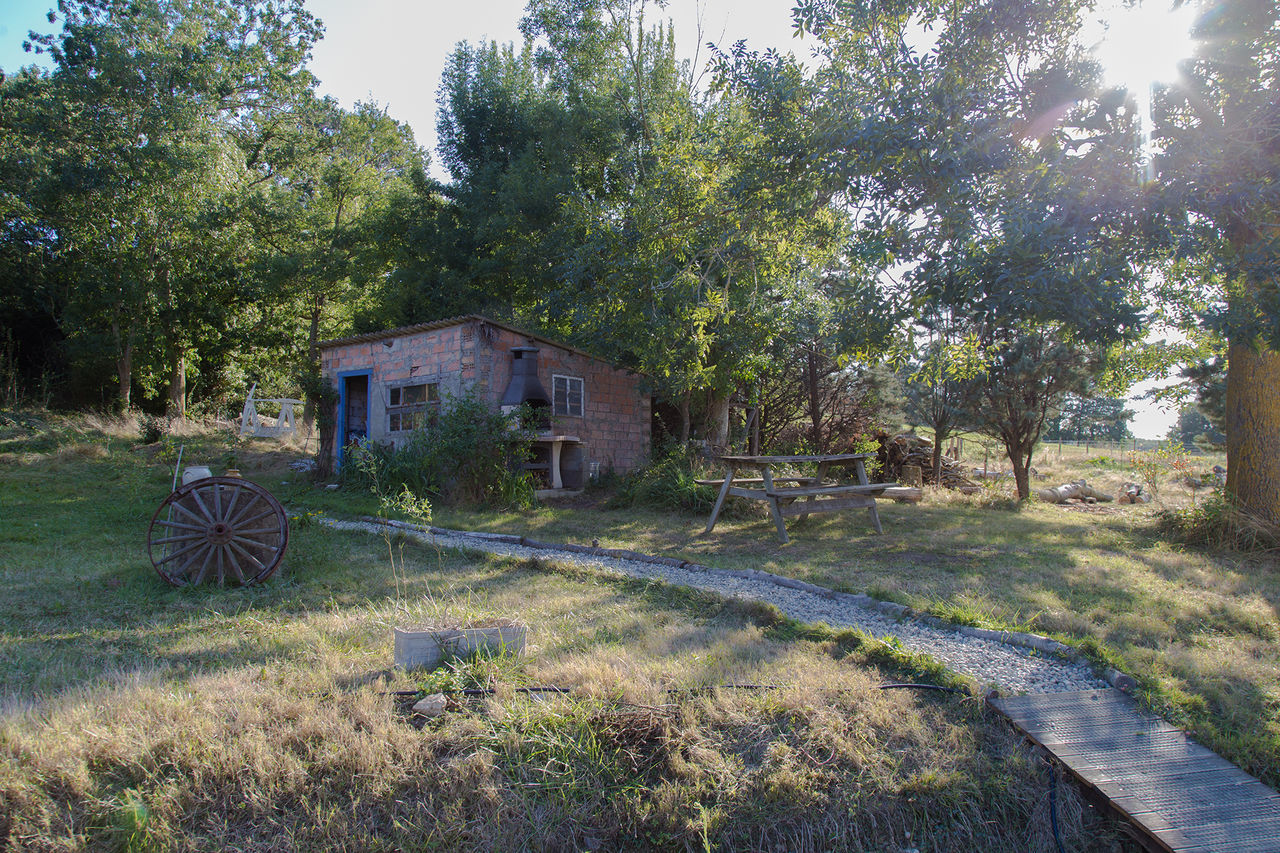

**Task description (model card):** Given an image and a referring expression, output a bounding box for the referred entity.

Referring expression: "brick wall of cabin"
[319,320,650,476]
[319,325,464,449]
[480,324,650,474]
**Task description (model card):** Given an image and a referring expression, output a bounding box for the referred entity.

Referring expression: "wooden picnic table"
[701,453,894,543]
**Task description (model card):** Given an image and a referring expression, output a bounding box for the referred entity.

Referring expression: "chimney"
[500,347,551,424]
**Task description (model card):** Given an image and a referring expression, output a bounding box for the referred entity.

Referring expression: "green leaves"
[4,0,325,409]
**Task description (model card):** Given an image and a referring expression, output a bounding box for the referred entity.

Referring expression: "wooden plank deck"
[989,689,1280,852]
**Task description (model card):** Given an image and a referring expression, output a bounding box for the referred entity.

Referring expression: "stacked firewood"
[877,433,981,491]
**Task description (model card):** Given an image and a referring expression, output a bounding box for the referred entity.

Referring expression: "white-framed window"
[387,381,440,432]
[552,374,584,417]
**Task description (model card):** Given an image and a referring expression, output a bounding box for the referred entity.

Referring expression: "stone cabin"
[318,315,651,489]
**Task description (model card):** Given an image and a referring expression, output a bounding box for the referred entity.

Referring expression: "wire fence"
[921,433,1219,471]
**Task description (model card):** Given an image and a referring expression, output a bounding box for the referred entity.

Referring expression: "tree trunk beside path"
[1226,340,1280,524]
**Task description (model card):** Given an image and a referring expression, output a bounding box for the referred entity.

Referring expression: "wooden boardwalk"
[990,689,1280,852]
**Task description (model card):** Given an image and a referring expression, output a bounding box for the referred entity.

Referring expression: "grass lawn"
[416,456,1280,790]
[0,413,1134,851]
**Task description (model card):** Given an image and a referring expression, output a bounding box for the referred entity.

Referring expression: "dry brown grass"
[0,410,1131,851]
[419,443,1278,787]
[1,627,1116,852]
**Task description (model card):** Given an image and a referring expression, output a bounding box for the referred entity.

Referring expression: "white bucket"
[181,466,214,485]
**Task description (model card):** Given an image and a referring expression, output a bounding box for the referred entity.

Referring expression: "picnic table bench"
[702,453,894,543]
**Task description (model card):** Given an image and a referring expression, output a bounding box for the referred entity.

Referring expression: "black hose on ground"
[382,682,962,697]
[1048,762,1067,853]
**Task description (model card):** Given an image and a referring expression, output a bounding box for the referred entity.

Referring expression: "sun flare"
[1095,1,1200,92]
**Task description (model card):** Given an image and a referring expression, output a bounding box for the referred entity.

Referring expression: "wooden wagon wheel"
[147,477,289,586]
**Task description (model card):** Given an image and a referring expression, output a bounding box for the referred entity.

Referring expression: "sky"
[0,0,1182,438]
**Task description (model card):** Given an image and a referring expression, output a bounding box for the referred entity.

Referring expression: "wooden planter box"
[393,623,528,671]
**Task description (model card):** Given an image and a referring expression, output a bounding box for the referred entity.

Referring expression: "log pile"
[878,433,981,492]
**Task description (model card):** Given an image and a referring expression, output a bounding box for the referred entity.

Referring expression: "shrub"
[608,444,722,514]
[137,414,167,444]
[342,392,537,509]
[1159,492,1280,552]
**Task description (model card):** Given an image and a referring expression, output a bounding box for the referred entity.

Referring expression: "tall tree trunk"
[750,405,760,455]
[931,434,945,485]
[678,390,691,445]
[1005,437,1032,500]
[167,345,186,419]
[112,317,133,411]
[1225,339,1280,524]
[806,350,823,452]
[301,297,324,433]
[1222,211,1280,524]
[706,393,731,449]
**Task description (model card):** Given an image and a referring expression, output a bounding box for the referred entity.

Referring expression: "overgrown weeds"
[341,391,537,509]
[0,416,1132,850]
[608,444,720,513]
[1159,491,1280,551]
[1,648,1117,852]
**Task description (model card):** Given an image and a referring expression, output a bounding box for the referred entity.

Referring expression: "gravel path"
[323,518,1108,695]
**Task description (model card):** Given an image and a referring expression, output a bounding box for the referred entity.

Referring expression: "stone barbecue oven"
[499,346,552,426]
[318,315,650,492]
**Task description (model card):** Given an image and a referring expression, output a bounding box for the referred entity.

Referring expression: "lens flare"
[1096,1,1199,91]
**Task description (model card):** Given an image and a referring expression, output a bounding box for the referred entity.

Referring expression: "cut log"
[1117,481,1152,504]
[1036,480,1114,504]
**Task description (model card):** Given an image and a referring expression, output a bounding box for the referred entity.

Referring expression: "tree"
[0,68,70,402]
[778,0,1148,497]
[901,325,973,483]
[960,331,1101,499]
[1169,405,1226,452]
[243,94,426,425]
[1046,395,1133,444]
[8,0,322,411]
[419,0,852,447]
[1151,0,1280,520]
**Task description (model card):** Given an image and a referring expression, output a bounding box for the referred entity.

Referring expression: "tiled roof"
[318,314,630,370]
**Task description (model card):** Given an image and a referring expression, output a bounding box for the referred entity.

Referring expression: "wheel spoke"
[153,518,205,533]
[151,533,205,546]
[191,543,216,585]
[225,545,247,583]
[172,549,204,582]
[157,539,207,565]
[189,487,216,524]
[234,526,285,538]
[228,540,266,573]
[212,479,223,521]
[169,501,208,526]
[227,496,267,528]
[215,544,226,584]
[221,484,244,529]
[232,508,279,530]
[230,536,276,559]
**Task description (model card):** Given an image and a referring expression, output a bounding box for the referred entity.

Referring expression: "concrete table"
[530,434,581,489]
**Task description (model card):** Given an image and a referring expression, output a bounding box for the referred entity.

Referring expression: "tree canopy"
[2,0,1277,518]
